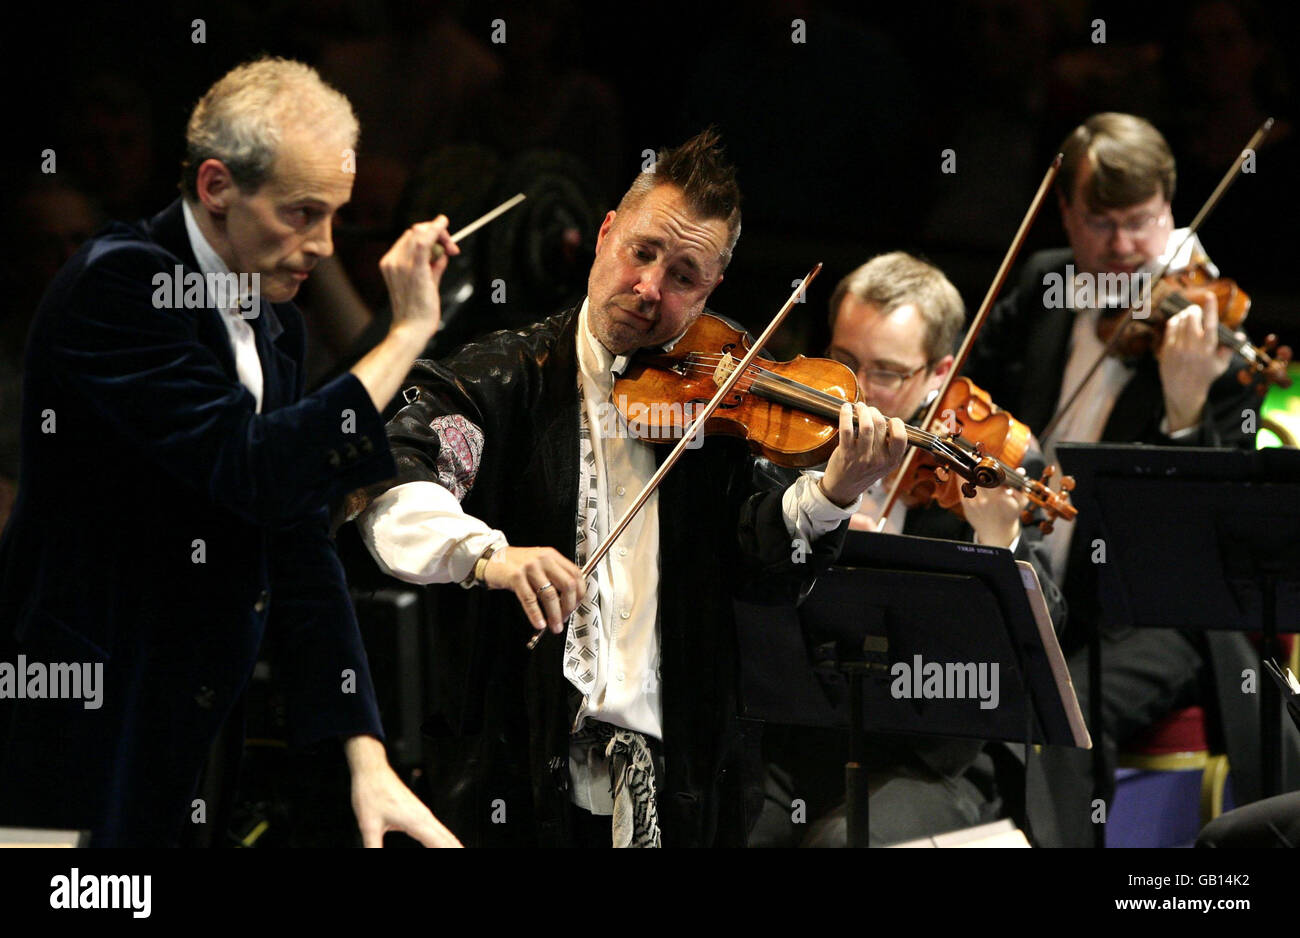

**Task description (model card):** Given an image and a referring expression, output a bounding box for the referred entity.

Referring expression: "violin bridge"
[713,352,737,386]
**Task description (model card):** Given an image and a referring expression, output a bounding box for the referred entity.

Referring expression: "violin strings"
[667,362,762,394]
[683,353,785,380]
[681,353,852,406]
[670,355,797,396]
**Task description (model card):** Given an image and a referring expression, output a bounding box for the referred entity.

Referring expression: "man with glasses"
[825,252,1034,550]
[755,252,1066,846]
[967,113,1274,847]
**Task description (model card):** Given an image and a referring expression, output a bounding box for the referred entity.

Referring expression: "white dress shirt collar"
[181,198,265,413]
[182,200,239,311]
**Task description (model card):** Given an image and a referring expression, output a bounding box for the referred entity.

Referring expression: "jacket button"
[343,442,359,463]
[254,589,270,613]
[327,449,341,468]
[359,437,374,455]
[195,686,216,710]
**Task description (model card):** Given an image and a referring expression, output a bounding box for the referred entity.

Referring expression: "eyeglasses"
[1079,211,1170,238]
[861,363,928,391]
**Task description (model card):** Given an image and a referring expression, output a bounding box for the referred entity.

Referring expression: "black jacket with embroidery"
[381,305,848,846]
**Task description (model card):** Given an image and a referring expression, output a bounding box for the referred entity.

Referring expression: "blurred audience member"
[0,176,102,530]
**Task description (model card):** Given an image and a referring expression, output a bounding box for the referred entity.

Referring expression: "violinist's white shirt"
[360,300,857,809]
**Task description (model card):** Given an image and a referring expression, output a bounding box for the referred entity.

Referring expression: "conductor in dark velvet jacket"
[0,58,459,846]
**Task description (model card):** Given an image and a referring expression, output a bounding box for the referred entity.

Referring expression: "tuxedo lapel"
[254,301,297,412]
[1017,253,1079,436]
[1019,306,1074,435]
[1103,357,1163,441]
[532,308,582,557]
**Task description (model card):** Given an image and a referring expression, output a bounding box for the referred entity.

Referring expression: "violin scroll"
[1017,464,1077,534]
[1235,333,1292,393]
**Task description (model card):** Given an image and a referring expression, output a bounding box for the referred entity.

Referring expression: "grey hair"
[180,57,358,199]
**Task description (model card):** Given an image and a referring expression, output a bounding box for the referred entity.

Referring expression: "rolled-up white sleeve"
[781,471,862,543]
[358,480,507,585]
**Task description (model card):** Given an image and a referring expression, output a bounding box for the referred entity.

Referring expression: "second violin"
[898,377,1077,533]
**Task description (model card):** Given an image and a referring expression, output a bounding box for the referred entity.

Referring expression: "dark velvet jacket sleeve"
[48,242,394,524]
[965,252,1058,408]
[269,507,385,747]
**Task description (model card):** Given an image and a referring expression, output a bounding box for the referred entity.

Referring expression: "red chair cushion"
[1247,633,1295,657]
[1124,705,1210,755]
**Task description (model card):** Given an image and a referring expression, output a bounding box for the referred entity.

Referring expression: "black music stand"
[1056,443,1300,815]
[736,530,1087,847]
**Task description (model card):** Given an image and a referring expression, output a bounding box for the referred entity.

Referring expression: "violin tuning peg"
[1060,475,1076,493]
[1020,509,1034,525]
[1039,520,1055,535]
[961,481,977,498]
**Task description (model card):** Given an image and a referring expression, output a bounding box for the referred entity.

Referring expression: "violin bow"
[873,153,1064,531]
[526,264,823,650]
[1039,117,1275,446]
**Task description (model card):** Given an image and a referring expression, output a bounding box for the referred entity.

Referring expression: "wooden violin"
[612,313,1006,492]
[1096,260,1291,392]
[526,266,997,652]
[1042,118,1286,444]
[899,377,1077,533]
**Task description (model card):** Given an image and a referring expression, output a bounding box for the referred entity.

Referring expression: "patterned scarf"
[572,719,662,848]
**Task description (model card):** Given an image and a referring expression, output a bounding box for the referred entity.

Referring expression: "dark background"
[4,0,1297,365]
[2,0,1296,846]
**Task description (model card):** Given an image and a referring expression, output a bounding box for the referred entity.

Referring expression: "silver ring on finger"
[537,583,556,593]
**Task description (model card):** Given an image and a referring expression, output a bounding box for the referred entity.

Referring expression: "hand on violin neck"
[1156,295,1232,433]
[819,402,908,508]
